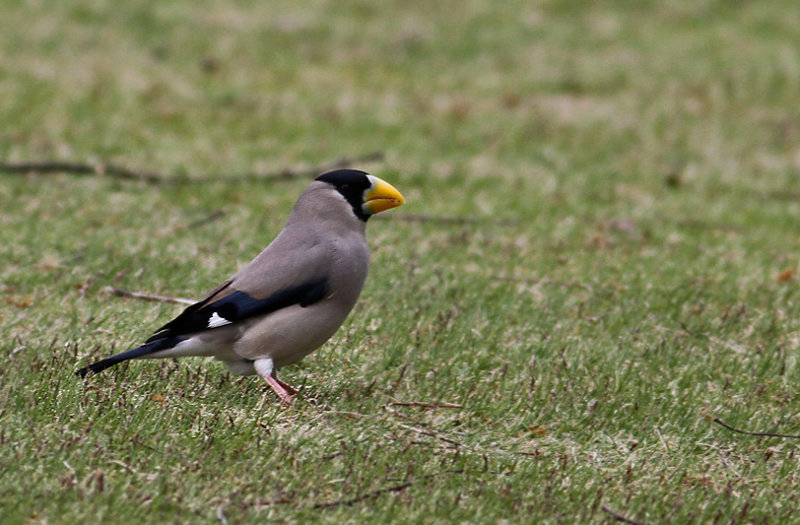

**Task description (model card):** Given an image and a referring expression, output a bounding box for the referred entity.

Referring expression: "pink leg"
[265,375,295,404]
[271,372,299,396]
[254,358,295,404]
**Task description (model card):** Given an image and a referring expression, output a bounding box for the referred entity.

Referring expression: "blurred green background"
[2,1,800,523]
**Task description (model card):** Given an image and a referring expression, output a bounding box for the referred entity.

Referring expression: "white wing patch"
[207,311,232,329]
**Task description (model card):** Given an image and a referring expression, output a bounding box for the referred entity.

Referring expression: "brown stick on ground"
[0,151,385,184]
[103,286,194,305]
[311,482,413,510]
[713,417,800,439]
[0,161,163,183]
[387,401,463,410]
[601,506,646,525]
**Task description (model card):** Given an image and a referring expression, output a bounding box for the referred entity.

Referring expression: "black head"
[316,169,373,221]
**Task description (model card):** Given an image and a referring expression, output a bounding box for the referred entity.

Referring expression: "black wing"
[146,278,328,342]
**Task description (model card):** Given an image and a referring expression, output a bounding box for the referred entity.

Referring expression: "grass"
[3,0,800,522]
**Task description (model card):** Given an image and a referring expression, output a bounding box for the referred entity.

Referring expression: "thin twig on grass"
[242,471,465,511]
[309,469,464,510]
[0,160,164,183]
[387,401,463,410]
[600,505,645,525]
[321,451,345,461]
[311,482,413,510]
[0,151,385,184]
[396,423,466,448]
[103,286,194,305]
[185,209,226,230]
[713,417,800,439]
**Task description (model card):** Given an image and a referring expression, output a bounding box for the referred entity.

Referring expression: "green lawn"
[3,1,800,522]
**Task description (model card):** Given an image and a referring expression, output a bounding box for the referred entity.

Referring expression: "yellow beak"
[362,175,405,215]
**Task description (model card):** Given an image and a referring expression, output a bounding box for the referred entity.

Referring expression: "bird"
[76,169,405,403]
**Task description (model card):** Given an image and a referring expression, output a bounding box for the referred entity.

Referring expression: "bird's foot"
[271,373,299,396]
[254,358,296,404]
[265,375,295,404]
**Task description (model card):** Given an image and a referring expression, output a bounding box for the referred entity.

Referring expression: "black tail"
[75,336,184,378]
